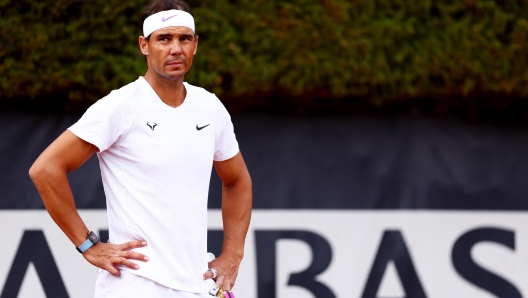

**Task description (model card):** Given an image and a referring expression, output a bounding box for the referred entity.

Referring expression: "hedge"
[1,0,528,108]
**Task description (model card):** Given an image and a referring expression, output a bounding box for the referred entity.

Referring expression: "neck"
[144,70,186,108]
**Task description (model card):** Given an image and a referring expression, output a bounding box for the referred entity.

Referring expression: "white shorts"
[94,270,213,298]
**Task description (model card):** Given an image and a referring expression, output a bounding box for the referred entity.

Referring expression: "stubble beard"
[152,61,187,83]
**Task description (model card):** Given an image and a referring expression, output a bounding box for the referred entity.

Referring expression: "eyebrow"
[156,33,195,39]
[156,33,173,38]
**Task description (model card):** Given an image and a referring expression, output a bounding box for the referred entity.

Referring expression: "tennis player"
[29,0,252,297]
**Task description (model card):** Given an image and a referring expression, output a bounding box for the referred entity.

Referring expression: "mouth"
[167,60,184,67]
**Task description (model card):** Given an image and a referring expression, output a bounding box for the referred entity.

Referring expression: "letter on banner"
[362,230,426,298]
[255,230,336,298]
[452,227,521,298]
[0,230,69,298]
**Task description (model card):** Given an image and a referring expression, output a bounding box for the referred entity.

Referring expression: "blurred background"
[1,0,528,297]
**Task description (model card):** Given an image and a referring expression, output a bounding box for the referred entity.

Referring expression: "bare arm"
[29,130,148,276]
[203,151,252,291]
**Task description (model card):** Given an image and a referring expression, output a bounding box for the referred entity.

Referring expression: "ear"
[139,36,149,55]
[193,35,199,55]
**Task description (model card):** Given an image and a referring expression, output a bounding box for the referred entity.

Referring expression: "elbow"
[242,171,252,190]
[245,174,252,190]
[28,163,40,183]
[29,161,48,185]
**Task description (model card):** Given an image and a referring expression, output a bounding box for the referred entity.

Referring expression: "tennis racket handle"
[208,283,235,298]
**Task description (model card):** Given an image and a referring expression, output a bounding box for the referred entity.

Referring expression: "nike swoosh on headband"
[162,14,179,22]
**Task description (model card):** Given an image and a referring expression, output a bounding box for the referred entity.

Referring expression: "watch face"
[88,232,99,244]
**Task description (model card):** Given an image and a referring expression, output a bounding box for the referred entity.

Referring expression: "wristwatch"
[76,231,99,253]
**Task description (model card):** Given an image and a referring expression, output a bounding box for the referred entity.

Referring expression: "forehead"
[151,26,194,37]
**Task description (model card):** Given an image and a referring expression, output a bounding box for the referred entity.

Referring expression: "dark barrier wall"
[1,111,527,297]
[2,111,528,210]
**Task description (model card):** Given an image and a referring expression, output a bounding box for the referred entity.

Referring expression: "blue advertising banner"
[1,111,527,297]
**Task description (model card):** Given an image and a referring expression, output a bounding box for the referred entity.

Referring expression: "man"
[29,0,252,297]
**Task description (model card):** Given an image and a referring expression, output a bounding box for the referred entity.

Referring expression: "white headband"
[143,10,195,37]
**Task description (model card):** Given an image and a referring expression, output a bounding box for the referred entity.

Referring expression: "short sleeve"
[213,97,239,161]
[68,93,133,152]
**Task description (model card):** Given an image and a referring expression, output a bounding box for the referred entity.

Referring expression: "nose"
[170,40,182,55]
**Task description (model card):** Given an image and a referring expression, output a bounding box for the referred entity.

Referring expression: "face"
[139,26,198,81]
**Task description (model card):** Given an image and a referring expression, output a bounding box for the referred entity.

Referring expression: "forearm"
[30,164,89,247]
[221,175,252,260]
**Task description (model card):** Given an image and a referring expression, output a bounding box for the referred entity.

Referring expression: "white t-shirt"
[69,77,239,293]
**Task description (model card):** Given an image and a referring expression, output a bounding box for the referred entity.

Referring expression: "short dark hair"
[139,0,193,40]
